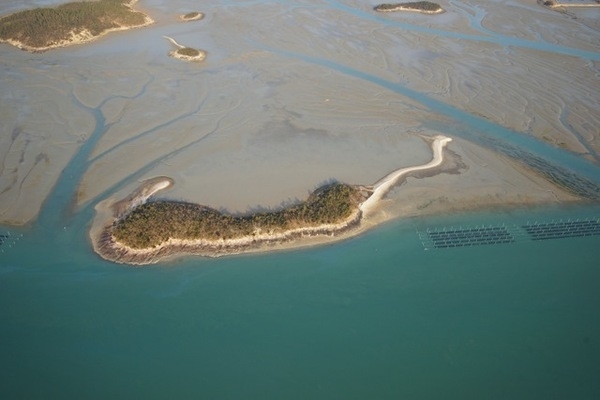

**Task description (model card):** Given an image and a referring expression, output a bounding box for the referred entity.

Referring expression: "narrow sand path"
[360,135,452,216]
[163,36,185,49]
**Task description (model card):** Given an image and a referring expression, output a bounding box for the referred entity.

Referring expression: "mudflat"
[0,0,598,259]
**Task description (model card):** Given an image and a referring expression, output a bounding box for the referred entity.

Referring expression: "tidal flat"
[0,0,599,231]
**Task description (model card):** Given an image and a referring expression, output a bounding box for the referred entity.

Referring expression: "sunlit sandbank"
[360,136,452,216]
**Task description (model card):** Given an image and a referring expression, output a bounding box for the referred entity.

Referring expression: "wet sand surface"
[0,0,598,227]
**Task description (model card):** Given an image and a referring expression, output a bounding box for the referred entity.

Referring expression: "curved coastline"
[0,0,154,52]
[92,136,452,265]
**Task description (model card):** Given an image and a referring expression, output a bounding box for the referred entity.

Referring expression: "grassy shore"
[0,0,151,51]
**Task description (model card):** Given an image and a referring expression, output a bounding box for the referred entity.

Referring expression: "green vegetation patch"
[183,12,201,19]
[113,183,362,249]
[177,47,201,57]
[0,0,148,49]
[374,2,442,12]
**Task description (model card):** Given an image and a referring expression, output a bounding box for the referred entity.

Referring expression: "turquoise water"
[1,205,600,398]
[2,0,600,398]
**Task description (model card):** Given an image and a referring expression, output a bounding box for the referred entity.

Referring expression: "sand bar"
[361,135,452,216]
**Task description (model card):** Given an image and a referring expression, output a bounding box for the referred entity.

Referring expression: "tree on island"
[182,12,202,20]
[112,183,363,249]
[177,47,201,57]
[0,0,149,50]
[374,2,443,12]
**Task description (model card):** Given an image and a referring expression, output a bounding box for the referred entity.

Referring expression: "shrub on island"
[182,12,203,20]
[112,183,363,249]
[374,2,443,13]
[177,47,201,57]
[0,0,149,50]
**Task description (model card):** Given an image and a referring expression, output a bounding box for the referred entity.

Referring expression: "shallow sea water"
[1,204,600,398]
[1,0,600,398]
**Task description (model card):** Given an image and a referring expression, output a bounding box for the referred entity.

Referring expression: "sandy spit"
[92,136,452,265]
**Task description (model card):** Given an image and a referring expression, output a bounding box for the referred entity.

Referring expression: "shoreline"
[92,136,452,265]
[95,208,364,265]
[0,0,154,53]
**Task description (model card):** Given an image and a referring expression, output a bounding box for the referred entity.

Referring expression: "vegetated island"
[374,2,445,14]
[0,0,153,52]
[163,35,206,62]
[537,0,600,12]
[179,11,204,22]
[93,136,452,265]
